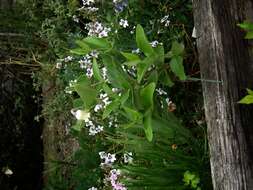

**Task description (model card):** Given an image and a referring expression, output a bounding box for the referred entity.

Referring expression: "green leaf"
[171,41,184,56]
[245,31,253,39]
[160,71,174,87]
[73,98,83,108]
[72,121,84,131]
[120,90,130,105]
[237,21,253,31]
[154,45,164,65]
[82,37,111,50]
[123,106,142,122]
[247,88,253,95]
[103,100,120,119]
[121,52,140,61]
[74,76,98,109]
[147,70,158,84]
[137,56,155,83]
[140,82,156,109]
[143,111,153,142]
[92,58,103,81]
[102,55,131,89]
[170,56,187,80]
[70,48,89,55]
[238,95,253,104]
[136,24,154,56]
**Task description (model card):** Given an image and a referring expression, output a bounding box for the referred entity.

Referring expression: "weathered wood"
[193,0,253,189]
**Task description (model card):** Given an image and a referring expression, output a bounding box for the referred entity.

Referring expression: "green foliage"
[238,21,253,39]
[183,171,201,190]
[239,89,253,104]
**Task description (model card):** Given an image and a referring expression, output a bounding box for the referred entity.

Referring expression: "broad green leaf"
[160,71,174,87]
[76,39,91,50]
[154,45,164,65]
[82,37,111,50]
[70,48,89,55]
[137,56,155,83]
[143,111,153,142]
[136,24,154,56]
[247,88,253,95]
[102,100,120,119]
[170,56,187,80]
[171,41,184,56]
[121,52,140,61]
[72,121,84,131]
[120,90,130,105]
[123,60,141,67]
[102,55,131,89]
[123,106,142,122]
[140,82,156,109]
[92,58,103,81]
[245,31,253,39]
[238,95,253,104]
[74,76,98,109]
[237,21,253,31]
[147,70,158,84]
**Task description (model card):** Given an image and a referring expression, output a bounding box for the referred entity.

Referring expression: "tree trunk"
[193,0,253,189]
[0,0,14,9]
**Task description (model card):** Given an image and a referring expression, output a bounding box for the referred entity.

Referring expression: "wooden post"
[193,0,253,189]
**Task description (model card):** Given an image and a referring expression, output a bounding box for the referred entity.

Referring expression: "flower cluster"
[79,50,99,78]
[99,151,117,167]
[107,169,127,190]
[113,0,128,13]
[85,120,104,136]
[55,56,73,69]
[119,19,128,28]
[85,22,111,38]
[94,92,111,112]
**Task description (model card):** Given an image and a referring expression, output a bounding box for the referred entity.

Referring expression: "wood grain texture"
[193,0,253,189]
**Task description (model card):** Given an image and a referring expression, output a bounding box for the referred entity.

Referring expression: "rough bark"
[193,0,253,189]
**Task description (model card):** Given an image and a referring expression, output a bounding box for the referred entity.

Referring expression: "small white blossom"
[156,88,167,95]
[88,187,98,190]
[71,109,90,122]
[150,40,159,48]
[72,15,79,23]
[119,19,129,28]
[124,152,133,163]
[3,168,13,176]
[64,56,73,62]
[132,48,140,54]
[56,62,62,69]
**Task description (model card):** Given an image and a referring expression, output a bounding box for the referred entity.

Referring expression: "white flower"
[132,48,140,54]
[71,109,90,122]
[160,15,170,27]
[64,56,73,62]
[3,168,13,176]
[161,15,169,23]
[119,19,129,28]
[94,104,103,112]
[89,125,103,136]
[72,15,79,23]
[156,88,167,95]
[56,62,62,69]
[105,153,116,164]
[88,187,97,190]
[124,152,133,163]
[150,40,159,48]
[82,0,95,6]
